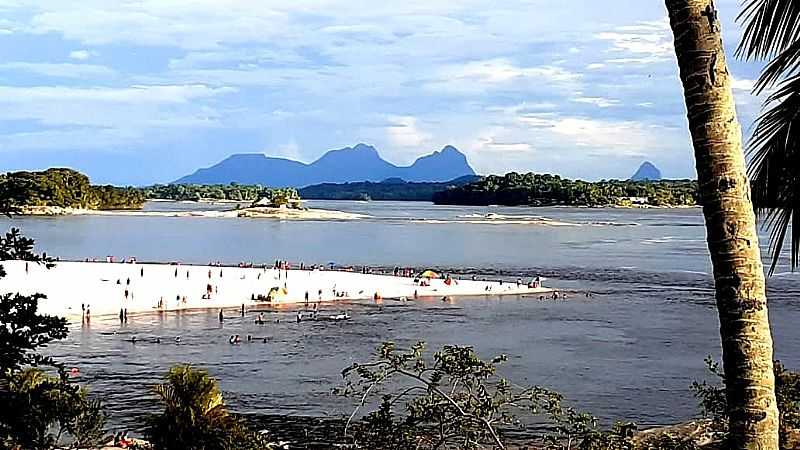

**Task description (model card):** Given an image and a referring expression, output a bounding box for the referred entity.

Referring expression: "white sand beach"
[18,205,366,220]
[1,260,551,320]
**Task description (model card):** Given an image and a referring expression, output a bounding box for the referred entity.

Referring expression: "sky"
[0,0,768,185]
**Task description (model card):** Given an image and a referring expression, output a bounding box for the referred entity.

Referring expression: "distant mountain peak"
[631,161,662,181]
[174,143,476,187]
[352,143,377,152]
[440,145,459,153]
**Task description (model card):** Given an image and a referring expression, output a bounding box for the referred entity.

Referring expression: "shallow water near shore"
[3,201,800,442]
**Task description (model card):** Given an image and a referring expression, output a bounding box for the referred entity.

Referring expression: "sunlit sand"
[1,260,552,320]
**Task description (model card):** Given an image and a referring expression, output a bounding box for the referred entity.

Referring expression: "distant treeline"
[299,176,480,201]
[0,168,145,210]
[432,173,698,207]
[144,183,300,206]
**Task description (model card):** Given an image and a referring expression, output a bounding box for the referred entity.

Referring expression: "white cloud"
[451,58,579,84]
[731,77,756,92]
[0,84,235,104]
[571,96,620,108]
[0,84,235,151]
[0,62,114,78]
[596,20,673,65]
[68,49,93,60]
[385,115,431,148]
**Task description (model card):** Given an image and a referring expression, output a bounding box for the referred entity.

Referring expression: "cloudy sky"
[0,0,766,185]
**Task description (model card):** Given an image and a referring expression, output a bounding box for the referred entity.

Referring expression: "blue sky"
[0,0,767,185]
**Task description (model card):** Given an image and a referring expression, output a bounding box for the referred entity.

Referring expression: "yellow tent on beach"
[267,286,288,301]
[420,270,440,279]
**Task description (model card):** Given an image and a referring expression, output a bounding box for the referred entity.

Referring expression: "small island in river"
[0,168,365,220]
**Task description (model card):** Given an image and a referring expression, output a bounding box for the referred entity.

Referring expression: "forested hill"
[432,173,698,207]
[0,168,145,211]
[298,175,480,201]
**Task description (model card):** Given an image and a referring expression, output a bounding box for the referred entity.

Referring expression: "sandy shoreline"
[1,260,551,320]
[17,205,366,220]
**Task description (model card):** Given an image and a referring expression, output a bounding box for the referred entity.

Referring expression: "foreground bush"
[693,358,800,449]
[338,342,660,450]
[0,227,107,450]
[145,365,277,450]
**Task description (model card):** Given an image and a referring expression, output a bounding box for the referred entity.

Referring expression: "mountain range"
[174,144,476,187]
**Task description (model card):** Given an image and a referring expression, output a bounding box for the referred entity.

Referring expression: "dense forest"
[0,168,145,210]
[144,183,301,207]
[432,173,698,207]
[299,175,480,201]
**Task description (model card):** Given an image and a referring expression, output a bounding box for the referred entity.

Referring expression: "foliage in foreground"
[145,365,278,450]
[339,342,699,450]
[693,357,800,449]
[0,227,107,450]
[1,368,106,450]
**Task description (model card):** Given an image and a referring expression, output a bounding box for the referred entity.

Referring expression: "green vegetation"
[338,342,711,450]
[432,173,698,207]
[145,365,278,450]
[144,184,301,207]
[0,228,107,450]
[693,358,800,449]
[299,176,480,201]
[0,168,145,211]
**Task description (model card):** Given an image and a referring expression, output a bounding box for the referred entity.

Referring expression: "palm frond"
[747,76,800,273]
[738,0,800,61]
[754,39,800,93]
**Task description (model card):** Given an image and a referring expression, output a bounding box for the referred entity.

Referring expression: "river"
[2,201,798,442]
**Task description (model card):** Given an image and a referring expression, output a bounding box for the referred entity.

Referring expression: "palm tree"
[663,1,779,449]
[737,0,800,274]
[146,365,234,450]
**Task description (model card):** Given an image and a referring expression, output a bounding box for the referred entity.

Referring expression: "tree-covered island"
[432,173,699,207]
[0,168,145,212]
[143,183,301,207]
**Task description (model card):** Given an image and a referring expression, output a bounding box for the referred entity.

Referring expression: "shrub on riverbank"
[145,365,280,450]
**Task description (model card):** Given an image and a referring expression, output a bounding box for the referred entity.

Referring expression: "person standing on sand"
[25,262,29,274]
[119,308,124,323]
[218,309,224,323]
[141,267,144,277]
[124,289,129,300]
[174,268,178,278]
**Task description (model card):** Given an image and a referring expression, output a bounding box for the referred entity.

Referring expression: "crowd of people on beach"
[19,256,573,329]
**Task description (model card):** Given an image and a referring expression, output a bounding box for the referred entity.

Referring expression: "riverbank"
[2,260,551,320]
[17,205,366,220]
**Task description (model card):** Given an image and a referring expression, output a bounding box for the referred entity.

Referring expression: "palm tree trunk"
[664,1,779,449]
